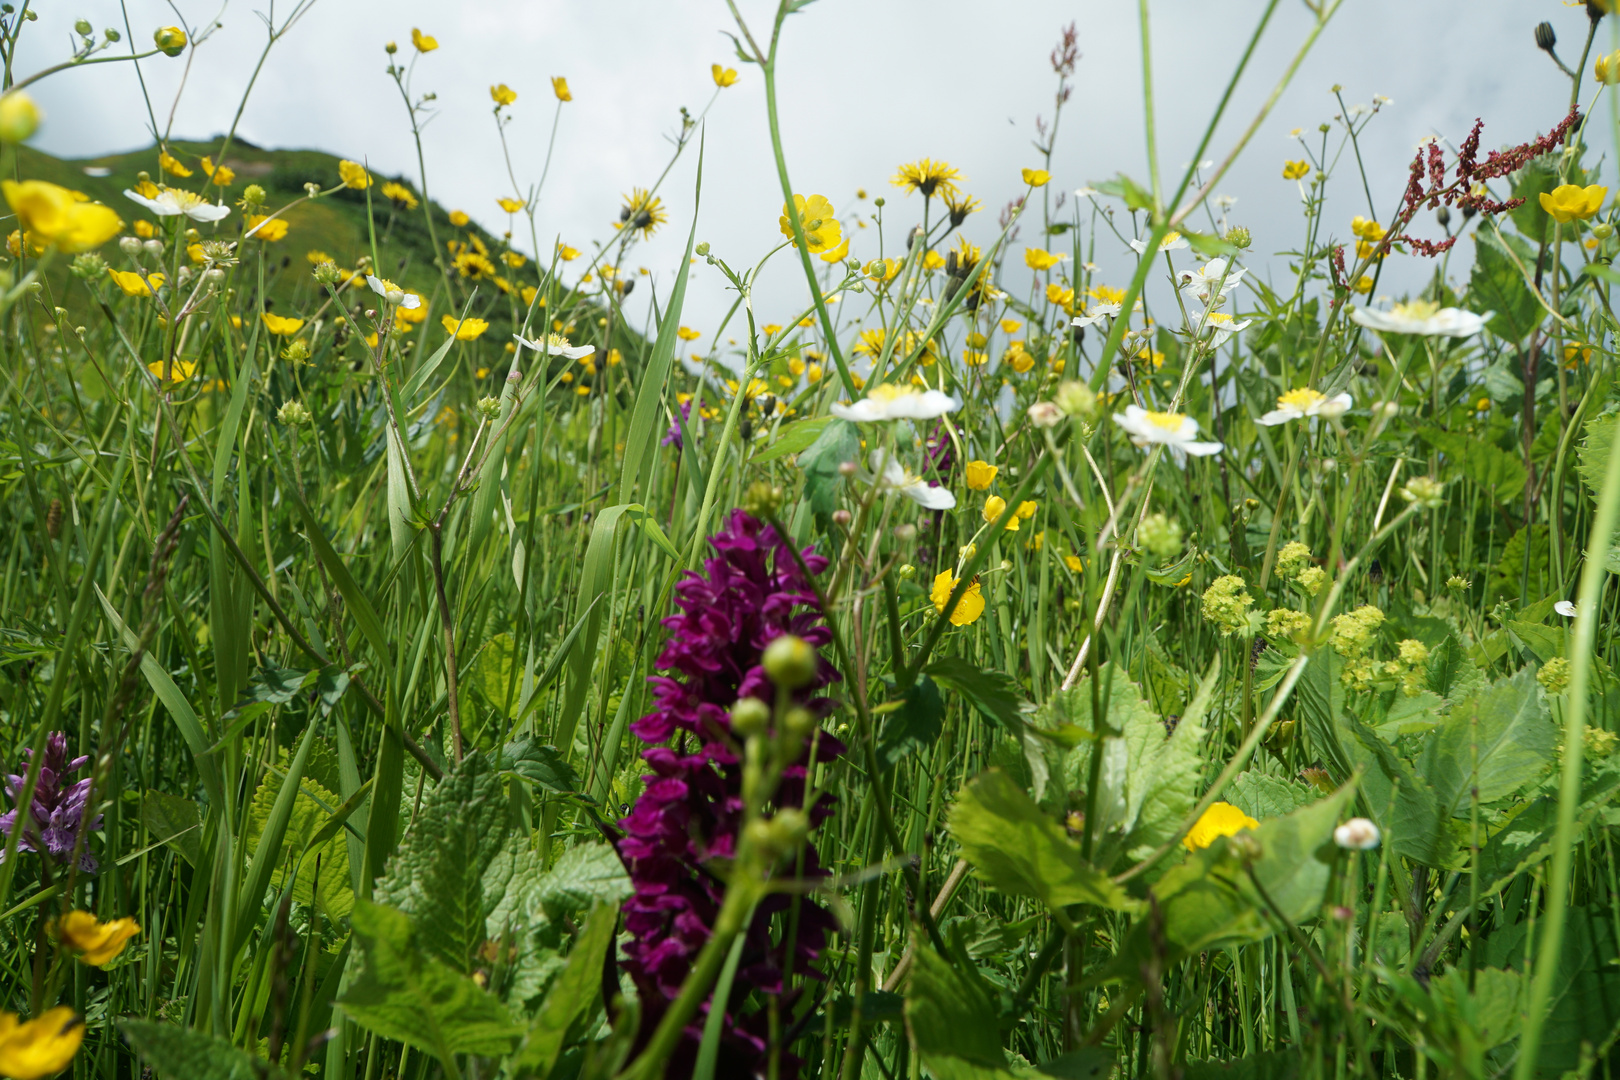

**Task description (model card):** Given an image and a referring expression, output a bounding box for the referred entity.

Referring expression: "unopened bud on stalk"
[1225,225,1251,249]
[762,634,818,690]
[1535,20,1557,51]
[313,260,341,285]
[385,41,398,54]
[1595,222,1614,240]
[242,184,266,208]
[277,399,311,427]
[0,91,39,143]
[837,460,857,477]
[782,707,816,741]
[1054,379,1097,421]
[154,25,187,56]
[765,808,810,849]
[1435,205,1451,228]
[74,19,92,35]
[1027,401,1063,428]
[142,238,164,257]
[832,509,852,527]
[1399,475,1445,509]
[898,563,915,580]
[119,236,142,256]
[695,241,710,256]
[731,697,771,739]
[743,481,784,519]
[477,395,503,420]
[892,522,917,542]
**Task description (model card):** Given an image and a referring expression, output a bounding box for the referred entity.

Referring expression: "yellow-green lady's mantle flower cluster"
[1265,607,1311,644]
[1537,656,1570,696]
[1139,512,1184,562]
[1276,541,1325,596]
[1202,575,1254,637]
[1328,605,1428,694]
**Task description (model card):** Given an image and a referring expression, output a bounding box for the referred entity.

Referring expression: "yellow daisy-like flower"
[261,312,304,336]
[380,181,418,210]
[454,250,497,279]
[965,460,997,490]
[780,193,841,253]
[1024,247,1063,271]
[337,160,371,190]
[490,83,517,106]
[502,251,526,269]
[1021,168,1051,187]
[618,188,667,238]
[410,28,438,53]
[442,314,489,340]
[931,570,985,627]
[711,64,738,88]
[1282,160,1309,180]
[941,190,981,226]
[1540,183,1608,224]
[3,180,121,253]
[1183,802,1259,850]
[244,214,288,242]
[0,1006,84,1080]
[892,158,963,199]
[551,76,572,102]
[984,494,1019,531]
[56,912,140,967]
[448,209,470,227]
[107,268,162,296]
[497,196,525,214]
[157,151,192,178]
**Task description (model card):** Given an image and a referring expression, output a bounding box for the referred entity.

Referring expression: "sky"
[17,0,1610,344]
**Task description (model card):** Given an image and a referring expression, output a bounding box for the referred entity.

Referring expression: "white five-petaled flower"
[1200,311,1251,345]
[514,332,595,359]
[1556,600,1579,618]
[1333,818,1381,850]
[123,186,232,222]
[1350,300,1490,338]
[1112,405,1223,457]
[1070,303,1121,328]
[1257,387,1353,426]
[1128,230,1189,255]
[366,275,421,308]
[1177,258,1246,306]
[830,384,959,423]
[867,449,955,510]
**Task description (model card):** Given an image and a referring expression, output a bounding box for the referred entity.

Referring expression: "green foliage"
[1468,230,1541,343]
[798,418,859,514]
[121,1020,286,1080]
[245,760,355,916]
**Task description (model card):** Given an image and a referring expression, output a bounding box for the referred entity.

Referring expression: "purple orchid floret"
[662,400,694,450]
[0,732,100,873]
[618,509,843,1078]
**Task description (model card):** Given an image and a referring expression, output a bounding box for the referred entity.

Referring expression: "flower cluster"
[0,733,100,872]
[618,510,844,1078]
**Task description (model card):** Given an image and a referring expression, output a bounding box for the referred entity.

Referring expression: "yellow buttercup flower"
[410,27,438,53]
[244,214,288,241]
[490,83,517,106]
[448,209,470,227]
[442,314,489,340]
[552,76,572,102]
[984,495,1019,531]
[107,268,162,296]
[453,250,496,279]
[677,326,701,341]
[711,64,738,88]
[1183,802,1259,850]
[0,1007,83,1079]
[56,912,140,966]
[892,158,963,199]
[261,312,304,336]
[337,160,371,190]
[0,91,38,143]
[502,251,526,269]
[380,181,418,210]
[820,236,850,263]
[1540,183,1608,224]
[556,243,579,261]
[3,180,121,253]
[157,152,192,178]
[497,196,525,214]
[780,193,841,254]
[1021,168,1050,187]
[145,359,196,384]
[931,570,985,627]
[1282,160,1309,180]
[153,26,187,56]
[1024,247,1063,271]
[965,460,997,490]
[1016,500,1038,520]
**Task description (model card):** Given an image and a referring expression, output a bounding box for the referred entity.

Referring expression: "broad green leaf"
[1486,907,1620,1078]
[121,1020,285,1080]
[926,659,1034,730]
[1426,633,1486,704]
[1508,158,1560,244]
[1418,667,1555,817]
[338,900,523,1064]
[535,841,632,918]
[751,416,833,463]
[501,738,582,795]
[948,770,1141,926]
[140,790,202,868]
[1475,766,1620,895]
[1468,230,1540,343]
[1225,772,1315,821]
[1093,173,1154,212]
[513,902,620,1076]
[374,750,513,974]
[797,418,859,515]
[1420,428,1526,504]
[1184,230,1237,257]
[1578,414,1617,501]
[245,763,354,917]
[879,675,944,768]
[473,633,519,717]
[1377,965,1520,1075]
[905,942,1004,1068]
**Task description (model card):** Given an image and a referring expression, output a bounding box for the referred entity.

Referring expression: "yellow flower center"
[548,333,573,349]
[1278,387,1325,411]
[1390,299,1440,321]
[867,384,915,403]
[1206,312,1234,326]
[1143,410,1186,432]
[163,187,207,210]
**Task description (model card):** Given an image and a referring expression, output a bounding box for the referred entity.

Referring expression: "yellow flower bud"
[153,25,187,56]
[0,92,40,143]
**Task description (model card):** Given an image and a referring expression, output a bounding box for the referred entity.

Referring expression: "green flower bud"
[742,481,784,520]
[762,634,818,690]
[731,696,771,739]
[477,395,503,421]
[153,25,187,57]
[1538,657,1571,696]
[1201,575,1253,637]
[312,260,341,285]
[1399,475,1445,510]
[74,18,92,35]
[1226,225,1252,249]
[1054,379,1098,421]
[277,399,311,427]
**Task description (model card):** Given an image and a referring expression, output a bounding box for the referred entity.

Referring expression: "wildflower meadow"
[4,3,1620,1079]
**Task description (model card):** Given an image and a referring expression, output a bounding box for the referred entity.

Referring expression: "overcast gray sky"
[18,0,1607,340]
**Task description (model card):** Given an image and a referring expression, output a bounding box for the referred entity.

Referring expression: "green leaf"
[1419,427,1526,504]
[1509,158,1559,244]
[879,675,944,768]
[1181,1052,1302,1080]
[1418,667,1556,817]
[337,900,523,1066]
[751,416,833,464]
[1093,173,1154,213]
[287,492,392,669]
[121,1020,285,1080]
[948,770,1141,927]
[140,790,202,867]
[1184,230,1238,257]
[501,739,582,795]
[234,719,319,955]
[797,418,859,515]
[399,329,460,405]
[245,762,354,917]
[1225,772,1315,821]
[905,942,1004,1068]
[1468,230,1541,343]
[535,841,632,918]
[513,902,620,1077]
[926,660,1034,731]
[1425,633,1485,704]
[374,750,514,974]
[1486,907,1620,1077]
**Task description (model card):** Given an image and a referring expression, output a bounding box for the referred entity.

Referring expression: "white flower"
[1334,818,1381,850]
[366,275,420,308]
[868,449,955,510]
[1129,230,1189,255]
[830,384,959,423]
[514,332,594,359]
[1111,405,1223,457]
[1257,387,1353,426]
[123,186,232,222]
[1027,402,1063,428]
[1074,186,1100,198]
[1374,94,1394,107]
[1200,311,1251,345]
[1556,600,1579,618]
[1070,303,1121,328]
[1350,300,1490,338]
[1177,258,1246,306]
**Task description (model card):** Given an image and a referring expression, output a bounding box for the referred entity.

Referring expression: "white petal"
[1182,440,1224,457]
[124,190,176,215]
[1316,392,1353,417]
[187,202,232,222]
[1555,600,1579,617]
[561,344,595,359]
[366,275,387,296]
[830,401,879,422]
[1256,408,1294,426]
[399,293,422,310]
[901,481,956,510]
[513,334,540,351]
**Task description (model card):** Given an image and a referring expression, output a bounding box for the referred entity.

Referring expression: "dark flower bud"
[1435,205,1451,228]
[1535,21,1557,51]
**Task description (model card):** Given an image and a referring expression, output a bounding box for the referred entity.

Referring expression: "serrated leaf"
[1419,427,1526,503]
[905,942,1004,1068]
[925,659,1033,730]
[1418,667,1555,817]
[1225,773,1315,821]
[878,675,944,768]
[512,902,620,1076]
[245,761,354,917]
[948,770,1141,927]
[121,1020,285,1080]
[536,842,632,918]
[338,900,523,1064]
[501,738,581,794]
[797,418,859,515]
[140,790,202,867]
